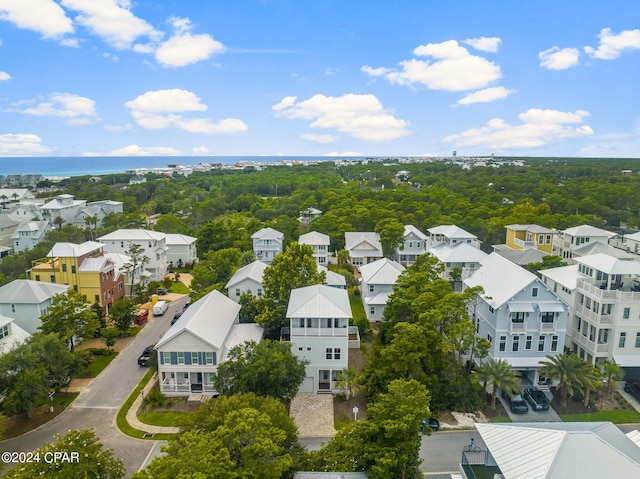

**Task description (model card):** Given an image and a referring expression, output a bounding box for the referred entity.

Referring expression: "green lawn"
[560,409,640,423]
[170,282,190,294]
[84,351,118,377]
[138,410,191,427]
[348,287,372,338]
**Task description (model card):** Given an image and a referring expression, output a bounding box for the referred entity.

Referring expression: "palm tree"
[540,352,593,408]
[52,215,65,231]
[336,249,351,268]
[582,363,601,408]
[601,360,625,398]
[477,358,522,408]
[335,367,361,402]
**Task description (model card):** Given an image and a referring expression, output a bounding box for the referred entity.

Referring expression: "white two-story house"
[225,260,268,302]
[98,229,169,281]
[11,221,52,253]
[251,227,284,264]
[299,231,331,266]
[464,252,568,386]
[165,233,198,268]
[554,225,617,261]
[427,225,481,249]
[359,258,405,321]
[286,284,352,393]
[429,242,487,283]
[540,253,640,377]
[155,290,264,396]
[345,232,383,266]
[0,280,69,334]
[396,225,429,266]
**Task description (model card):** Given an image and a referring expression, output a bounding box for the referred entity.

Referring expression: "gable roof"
[562,224,616,238]
[429,242,487,263]
[251,227,283,240]
[428,224,477,240]
[156,290,241,349]
[505,224,554,234]
[78,257,114,273]
[344,232,382,252]
[576,253,640,275]
[48,241,104,258]
[0,280,69,303]
[539,265,584,290]
[476,422,640,479]
[573,242,636,259]
[287,284,351,319]
[225,260,268,289]
[359,258,404,285]
[318,265,347,287]
[11,220,50,239]
[404,224,428,241]
[98,229,166,242]
[492,244,548,266]
[464,252,539,308]
[165,233,197,246]
[299,231,330,246]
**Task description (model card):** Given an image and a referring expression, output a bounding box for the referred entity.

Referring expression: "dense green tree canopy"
[39,290,100,351]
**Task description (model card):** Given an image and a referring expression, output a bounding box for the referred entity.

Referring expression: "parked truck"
[152,300,168,316]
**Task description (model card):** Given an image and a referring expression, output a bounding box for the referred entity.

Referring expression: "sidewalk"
[126,374,180,435]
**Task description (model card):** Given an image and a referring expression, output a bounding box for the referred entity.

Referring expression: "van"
[152,300,168,316]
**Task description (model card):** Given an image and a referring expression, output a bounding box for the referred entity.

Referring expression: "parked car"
[502,389,529,414]
[171,311,182,325]
[420,418,440,433]
[138,345,155,366]
[155,287,168,295]
[523,387,550,411]
[624,379,640,402]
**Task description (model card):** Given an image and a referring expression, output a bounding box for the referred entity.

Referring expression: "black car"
[624,379,640,402]
[138,345,154,366]
[502,389,529,414]
[523,387,550,411]
[171,311,182,325]
[420,418,440,433]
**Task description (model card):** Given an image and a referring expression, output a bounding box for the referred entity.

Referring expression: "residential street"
[0,295,189,477]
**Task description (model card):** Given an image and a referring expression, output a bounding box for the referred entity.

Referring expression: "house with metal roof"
[165,233,198,268]
[0,280,69,334]
[554,224,617,261]
[40,194,87,226]
[464,252,568,386]
[396,224,429,266]
[318,265,347,289]
[11,220,52,253]
[359,258,404,321]
[251,227,284,264]
[540,253,640,375]
[427,225,480,249]
[345,232,383,266]
[225,260,269,302]
[504,224,555,254]
[155,289,264,397]
[299,231,331,266]
[98,229,169,281]
[0,314,30,355]
[462,422,640,479]
[286,284,353,393]
[429,241,487,283]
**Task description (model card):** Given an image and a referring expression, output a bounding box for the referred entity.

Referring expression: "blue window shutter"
[212,352,217,365]
[185,352,191,365]
[160,353,164,365]
[199,352,204,365]
[170,352,178,365]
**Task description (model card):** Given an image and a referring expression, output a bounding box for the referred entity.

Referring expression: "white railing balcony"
[160,380,190,392]
[539,322,556,332]
[514,238,537,250]
[509,322,527,332]
[290,326,348,337]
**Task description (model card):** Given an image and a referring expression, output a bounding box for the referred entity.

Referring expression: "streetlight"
[140,390,145,412]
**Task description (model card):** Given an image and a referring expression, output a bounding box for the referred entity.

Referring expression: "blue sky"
[1,0,639,158]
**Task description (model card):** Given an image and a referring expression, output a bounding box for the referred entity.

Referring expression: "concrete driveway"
[498,388,562,422]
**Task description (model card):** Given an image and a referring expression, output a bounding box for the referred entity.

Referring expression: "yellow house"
[505,224,555,254]
[29,241,125,314]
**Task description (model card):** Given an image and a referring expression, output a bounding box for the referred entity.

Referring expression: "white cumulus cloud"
[6,92,99,125]
[539,46,580,70]
[0,0,73,39]
[0,71,11,81]
[108,145,182,156]
[60,0,161,50]
[443,108,593,149]
[193,146,211,155]
[0,133,54,156]
[125,89,247,134]
[457,86,516,105]
[463,37,502,53]
[272,93,411,141]
[154,16,225,68]
[584,28,640,60]
[362,39,501,91]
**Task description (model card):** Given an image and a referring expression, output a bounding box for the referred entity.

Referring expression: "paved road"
[0,295,189,478]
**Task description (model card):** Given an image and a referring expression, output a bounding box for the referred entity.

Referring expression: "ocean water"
[0,156,357,177]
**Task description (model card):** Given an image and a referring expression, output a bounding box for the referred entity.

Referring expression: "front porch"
[159,371,217,397]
